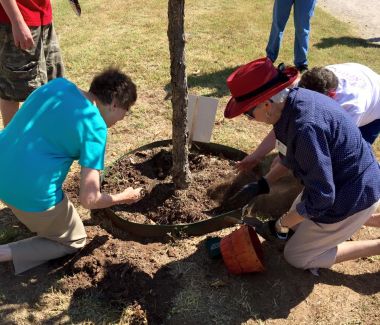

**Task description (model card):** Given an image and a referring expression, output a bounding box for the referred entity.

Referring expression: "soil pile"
[57,224,179,324]
[101,145,260,225]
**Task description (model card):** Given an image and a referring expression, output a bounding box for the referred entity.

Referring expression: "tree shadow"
[164,66,238,99]
[314,36,380,49]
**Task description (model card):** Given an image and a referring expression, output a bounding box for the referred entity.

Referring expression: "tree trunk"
[167,0,191,189]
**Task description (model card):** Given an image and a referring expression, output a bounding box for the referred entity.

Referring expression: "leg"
[265,0,294,63]
[7,195,86,274]
[42,24,64,81]
[364,213,380,227]
[0,26,45,128]
[293,0,317,67]
[0,244,12,262]
[0,99,19,127]
[335,239,380,263]
[284,201,379,269]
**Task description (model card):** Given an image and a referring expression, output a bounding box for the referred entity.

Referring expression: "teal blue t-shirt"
[0,78,107,212]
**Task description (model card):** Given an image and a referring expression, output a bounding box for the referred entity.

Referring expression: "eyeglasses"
[244,106,257,120]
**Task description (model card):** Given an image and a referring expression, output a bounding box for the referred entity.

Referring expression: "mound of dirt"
[101,145,261,225]
[57,225,179,324]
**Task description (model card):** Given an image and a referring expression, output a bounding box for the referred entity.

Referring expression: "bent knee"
[61,236,87,251]
[72,237,87,249]
[283,245,311,269]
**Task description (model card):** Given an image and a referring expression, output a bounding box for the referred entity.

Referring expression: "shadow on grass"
[315,36,380,49]
[1,210,379,324]
[164,66,239,99]
[162,239,380,324]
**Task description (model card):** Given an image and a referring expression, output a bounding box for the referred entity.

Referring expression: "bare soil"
[101,144,261,225]
[0,147,378,325]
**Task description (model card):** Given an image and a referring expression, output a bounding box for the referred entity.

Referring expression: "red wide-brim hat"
[224,57,299,118]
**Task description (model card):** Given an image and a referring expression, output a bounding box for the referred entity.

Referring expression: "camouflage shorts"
[0,24,64,101]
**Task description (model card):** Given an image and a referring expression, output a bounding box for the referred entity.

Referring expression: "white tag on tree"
[188,94,218,143]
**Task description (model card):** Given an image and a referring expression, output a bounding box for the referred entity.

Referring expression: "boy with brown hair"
[0,68,142,274]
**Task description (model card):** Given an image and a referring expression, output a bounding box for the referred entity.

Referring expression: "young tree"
[167,0,191,189]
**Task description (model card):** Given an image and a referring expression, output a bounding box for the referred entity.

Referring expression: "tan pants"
[284,193,379,269]
[5,194,86,274]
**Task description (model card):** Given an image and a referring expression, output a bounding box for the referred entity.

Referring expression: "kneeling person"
[0,68,143,274]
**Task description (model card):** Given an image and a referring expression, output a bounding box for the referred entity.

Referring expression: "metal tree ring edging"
[101,139,247,237]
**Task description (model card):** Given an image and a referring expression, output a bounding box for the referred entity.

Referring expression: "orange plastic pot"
[220,225,265,274]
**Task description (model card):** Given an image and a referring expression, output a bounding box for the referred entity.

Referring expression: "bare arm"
[0,0,34,49]
[264,159,289,186]
[79,167,143,210]
[277,209,305,230]
[236,129,276,172]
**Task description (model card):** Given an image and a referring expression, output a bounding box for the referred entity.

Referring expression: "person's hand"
[226,177,270,209]
[270,154,281,169]
[274,214,290,235]
[120,187,144,205]
[255,220,289,241]
[11,20,34,50]
[235,154,261,173]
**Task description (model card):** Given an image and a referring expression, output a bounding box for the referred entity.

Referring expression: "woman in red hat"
[225,57,380,271]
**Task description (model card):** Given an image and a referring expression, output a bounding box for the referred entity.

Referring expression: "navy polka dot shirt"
[274,88,380,224]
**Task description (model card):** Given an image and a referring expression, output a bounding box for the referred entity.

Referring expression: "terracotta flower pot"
[220,225,265,274]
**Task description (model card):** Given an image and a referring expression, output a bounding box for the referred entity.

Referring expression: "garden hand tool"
[223,177,270,210]
[68,0,81,16]
[240,203,290,241]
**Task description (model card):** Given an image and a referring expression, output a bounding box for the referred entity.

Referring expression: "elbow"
[80,193,99,210]
[80,198,94,210]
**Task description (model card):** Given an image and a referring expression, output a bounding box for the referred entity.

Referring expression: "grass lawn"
[54,0,380,156]
[0,0,379,323]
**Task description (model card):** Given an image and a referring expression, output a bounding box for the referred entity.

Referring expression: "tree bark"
[167,0,191,189]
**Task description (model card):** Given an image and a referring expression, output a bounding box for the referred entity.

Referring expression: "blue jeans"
[266,0,317,67]
[359,119,380,144]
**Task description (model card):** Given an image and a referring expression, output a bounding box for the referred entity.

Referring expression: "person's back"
[0,78,107,212]
[275,87,380,222]
[326,63,380,127]
[0,67,143,275]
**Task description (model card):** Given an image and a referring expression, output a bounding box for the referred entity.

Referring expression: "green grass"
[2,1,378,324]
[0,228,21,245]
[53,0,380,156]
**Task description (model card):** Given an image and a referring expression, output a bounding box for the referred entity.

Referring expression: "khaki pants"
[284,193,380,269]
[5,194,86,274]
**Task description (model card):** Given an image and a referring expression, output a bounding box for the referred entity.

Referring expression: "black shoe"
[296,64,308,73]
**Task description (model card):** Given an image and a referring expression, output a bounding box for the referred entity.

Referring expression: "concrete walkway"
[318,0,379,41]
